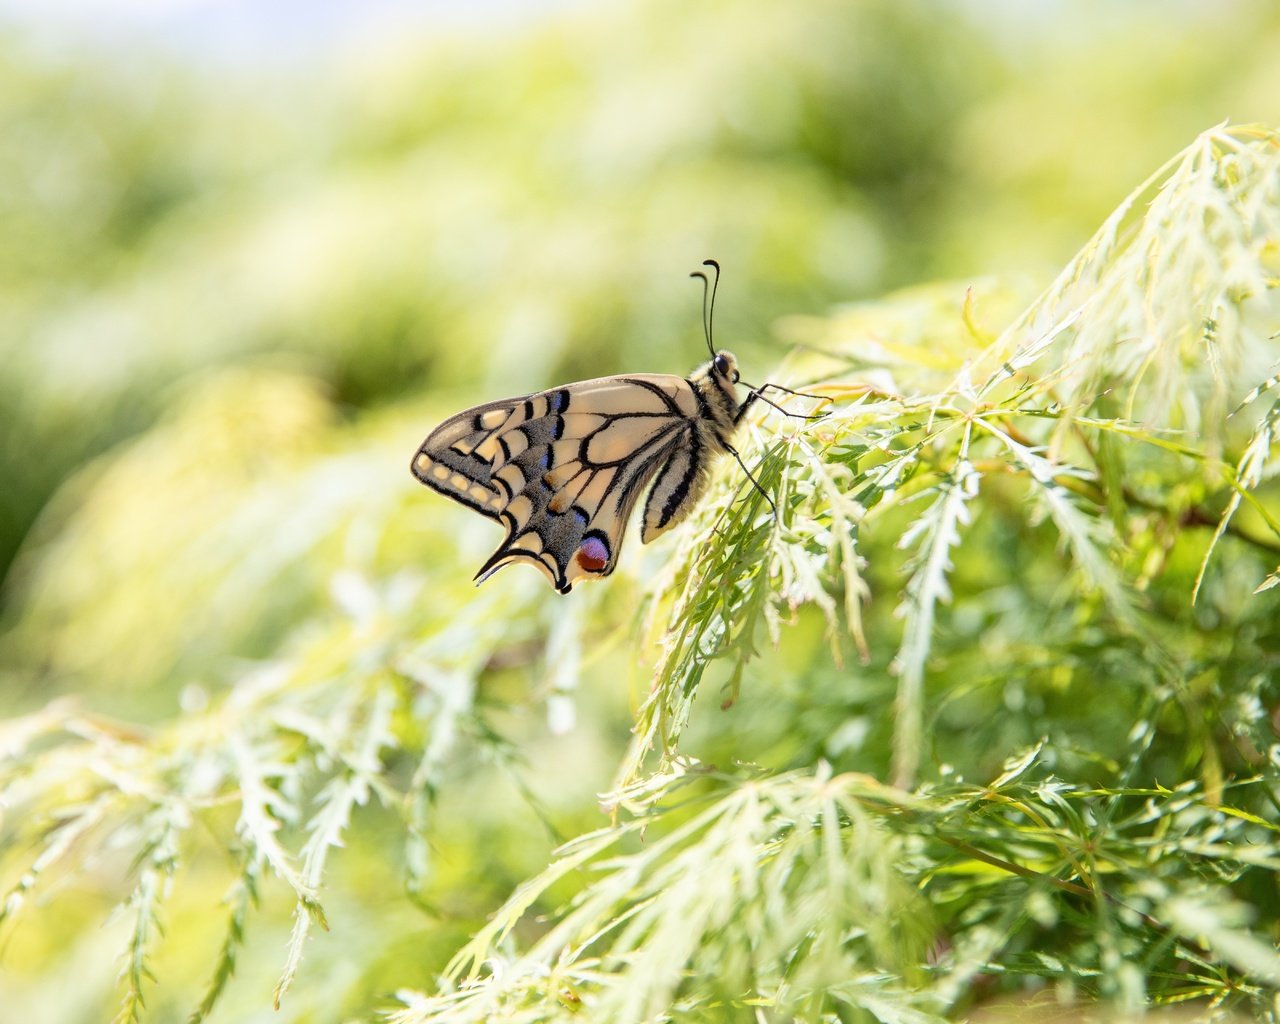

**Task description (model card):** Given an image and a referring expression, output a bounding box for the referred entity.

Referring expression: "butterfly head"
[689,349,745,436]
[711,350,740,385]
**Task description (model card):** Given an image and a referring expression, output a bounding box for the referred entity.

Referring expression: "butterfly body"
[411,351,746,593]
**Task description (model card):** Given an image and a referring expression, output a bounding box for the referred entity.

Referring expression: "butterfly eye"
[713,353,730,377]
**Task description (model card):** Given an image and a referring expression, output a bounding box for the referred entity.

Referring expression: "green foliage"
[395,766,934,1024]
[3,120,1279,1023]
[629,124,1280,792]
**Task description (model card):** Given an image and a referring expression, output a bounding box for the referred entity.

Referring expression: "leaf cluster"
[1,125,1279,1022]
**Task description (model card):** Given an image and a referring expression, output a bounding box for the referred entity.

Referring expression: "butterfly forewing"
[413,373,720,593]
[411,393,560,518]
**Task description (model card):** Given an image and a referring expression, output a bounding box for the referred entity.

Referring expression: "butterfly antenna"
[704,258,721,354]
[690,257,721,359]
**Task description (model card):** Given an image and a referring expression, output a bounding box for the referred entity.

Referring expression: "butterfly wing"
[412,374,703,592]
[640,435,711,544]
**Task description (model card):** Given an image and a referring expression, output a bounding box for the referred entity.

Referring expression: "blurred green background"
[3,0,1278,607]
[1,1,1279,1019]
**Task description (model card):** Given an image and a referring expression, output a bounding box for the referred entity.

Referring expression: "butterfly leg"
[757,381,827,402]
[724,442,778,521]
[734,384,827,425]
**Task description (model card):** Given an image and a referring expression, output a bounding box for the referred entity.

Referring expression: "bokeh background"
[4,0,1279,602]
[1,1,1279,1020]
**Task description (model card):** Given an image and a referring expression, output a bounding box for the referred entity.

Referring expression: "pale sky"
[0,0,582,65]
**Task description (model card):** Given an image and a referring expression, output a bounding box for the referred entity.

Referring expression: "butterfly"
[410,260,816,593]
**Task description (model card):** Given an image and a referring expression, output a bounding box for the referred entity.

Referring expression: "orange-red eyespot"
[577,535,609,573]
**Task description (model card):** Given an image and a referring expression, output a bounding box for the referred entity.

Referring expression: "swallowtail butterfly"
[410,260,811,592]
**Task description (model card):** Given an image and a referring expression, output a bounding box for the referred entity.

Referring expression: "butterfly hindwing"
[413,374,711,593]
[641,429,709,543]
